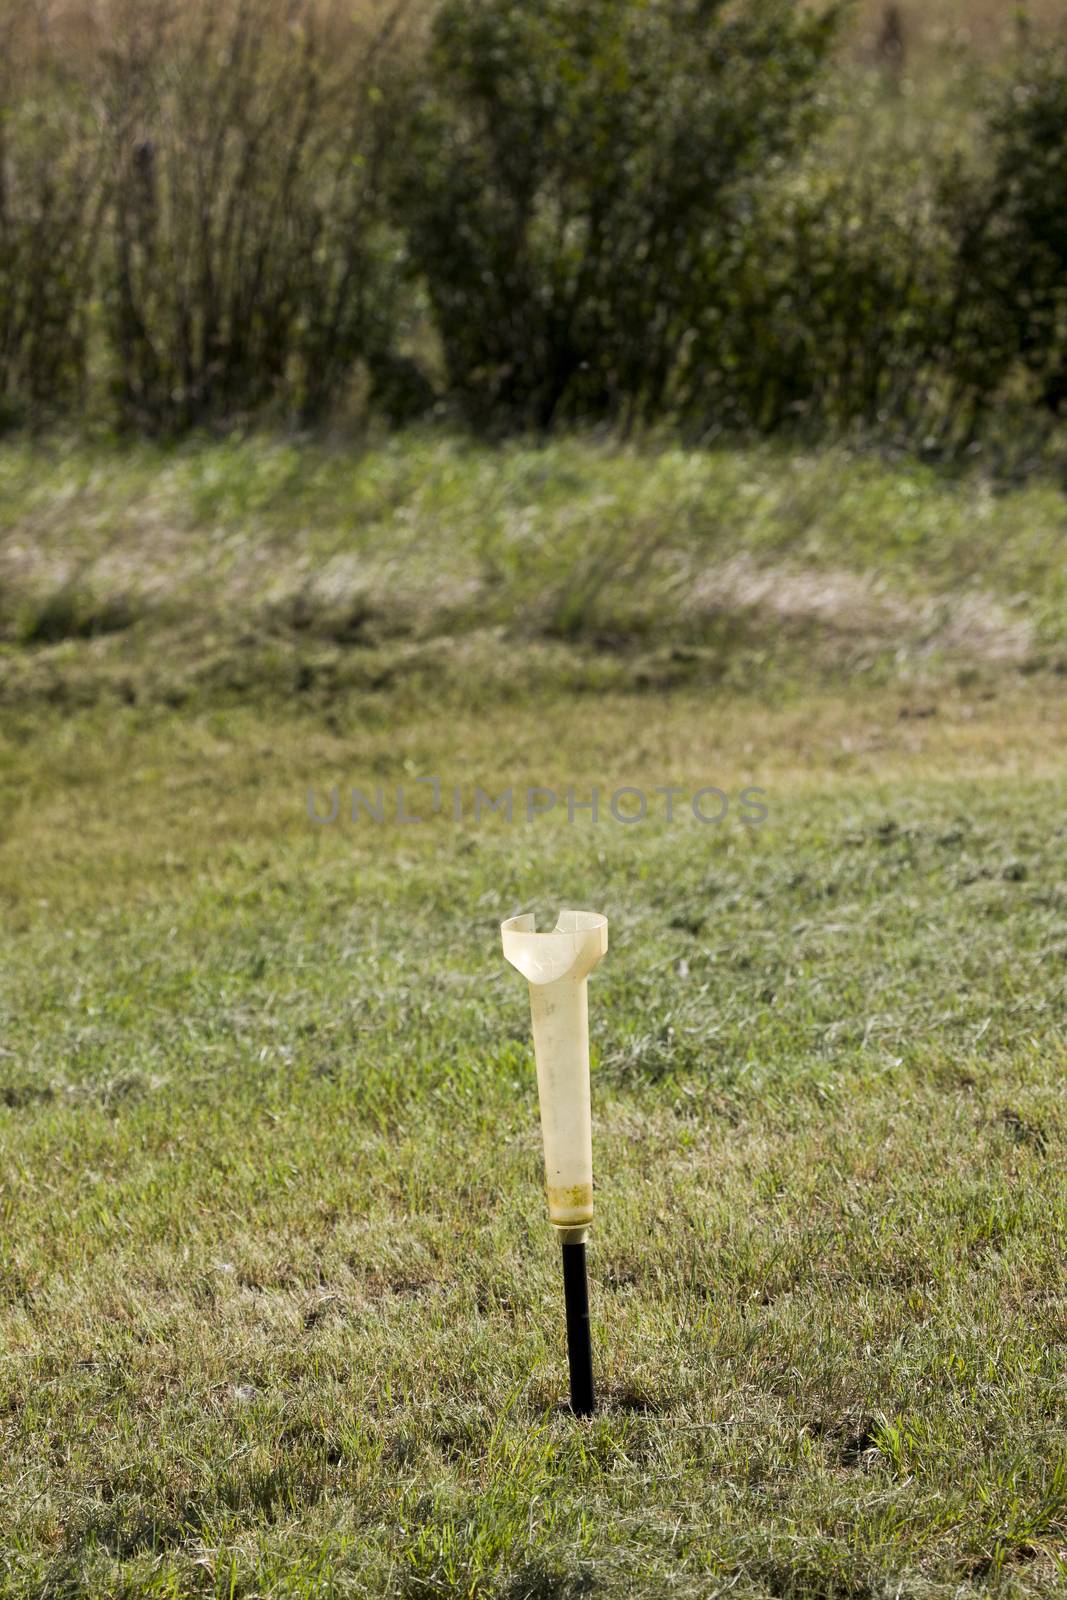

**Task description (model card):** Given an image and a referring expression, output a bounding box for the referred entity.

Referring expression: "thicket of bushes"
[2,0,1067,444]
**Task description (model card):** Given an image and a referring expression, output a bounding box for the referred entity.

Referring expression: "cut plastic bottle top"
[500,909,608,986]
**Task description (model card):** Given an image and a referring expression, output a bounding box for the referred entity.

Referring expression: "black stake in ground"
[561,1239,595,1415]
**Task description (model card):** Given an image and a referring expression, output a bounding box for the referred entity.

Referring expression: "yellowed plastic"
[500,909,608,1242]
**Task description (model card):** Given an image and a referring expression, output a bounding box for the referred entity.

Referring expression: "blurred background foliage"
[2,0,1067,451]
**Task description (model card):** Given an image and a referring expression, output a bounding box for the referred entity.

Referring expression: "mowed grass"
[0,437,1066,1597]
[2,689,1065,1597]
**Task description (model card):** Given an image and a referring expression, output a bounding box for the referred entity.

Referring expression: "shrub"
[946,54,1067,416]
[684,158,988,445]
[5,0,1067,451]
[97,0,409,432]
[0,13,104,425]
[392,0,842,431]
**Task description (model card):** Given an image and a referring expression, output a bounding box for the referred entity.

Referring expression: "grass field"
[1,435,1065,1597]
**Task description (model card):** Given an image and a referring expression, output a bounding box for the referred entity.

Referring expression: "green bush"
[393,0,841,430]
[684,158,989,446]
[946,54,1067,416]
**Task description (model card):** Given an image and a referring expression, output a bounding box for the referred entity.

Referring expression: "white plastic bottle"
[500,909,608,1242]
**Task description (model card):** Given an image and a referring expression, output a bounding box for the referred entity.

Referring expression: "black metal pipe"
[560,1240,595,1416]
